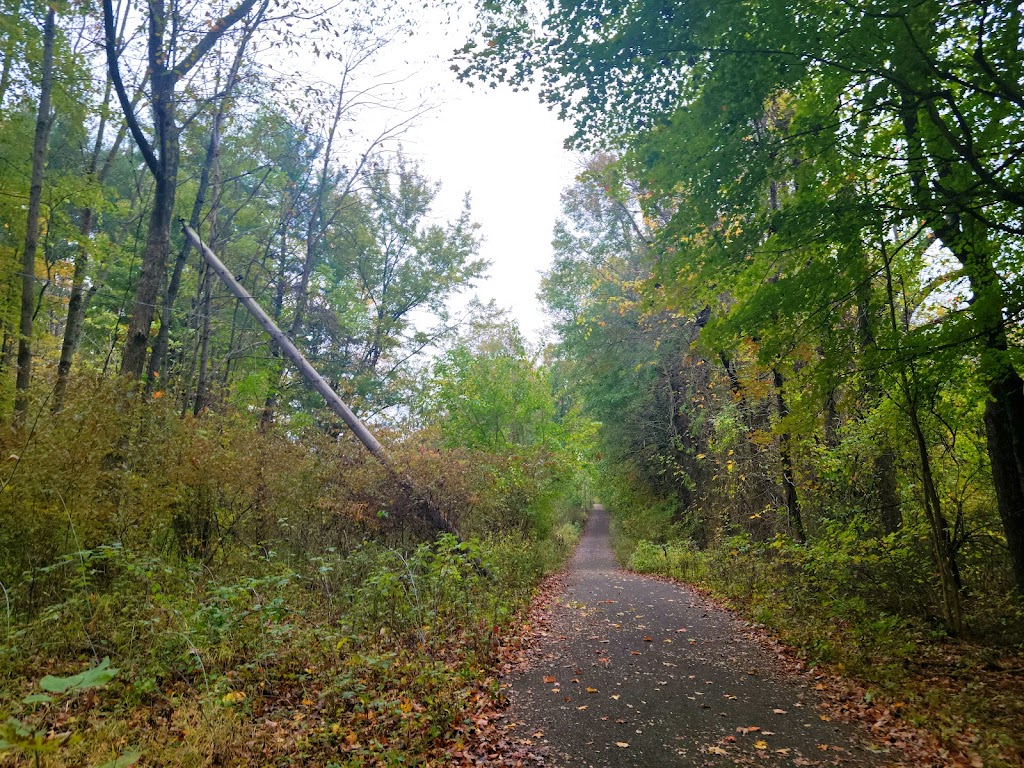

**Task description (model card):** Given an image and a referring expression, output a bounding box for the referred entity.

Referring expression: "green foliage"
[474,0,1024,588]
[0,657,131,766]
[419,311,595,540]
[0,376,587,765]
[39,657,118,694]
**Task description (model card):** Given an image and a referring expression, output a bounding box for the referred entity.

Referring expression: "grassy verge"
[0,530,582,767]
[614,523,1024,768]
[0,378,593,767]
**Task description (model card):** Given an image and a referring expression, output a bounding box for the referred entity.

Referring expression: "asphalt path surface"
[504,506,892,767]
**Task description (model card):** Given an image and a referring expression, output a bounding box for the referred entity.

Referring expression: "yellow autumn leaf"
[754,740,768,749]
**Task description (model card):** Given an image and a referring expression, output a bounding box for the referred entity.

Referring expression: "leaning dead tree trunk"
[181,223,462,540]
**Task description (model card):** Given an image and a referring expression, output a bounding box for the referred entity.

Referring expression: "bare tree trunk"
[259,225,289,430]
[183,223,464,540]
[119,76,177,379]
[907,386,963,633]
[53,65,140,410]
[148,15,258,384]
[773,368,805,542]
[193,265,214,414]
[855,253,902,534]
[103,0,261,380]
[880,244,963,630]
[192,149,223,415]
[14,8,55,420]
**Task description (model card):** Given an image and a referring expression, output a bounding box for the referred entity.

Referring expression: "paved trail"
[505,507,892,767]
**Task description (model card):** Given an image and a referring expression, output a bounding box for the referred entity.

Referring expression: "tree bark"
[14,7,55,419]
[855,254,902,534]
[119,68,178,379]
[103,0,261,380]
[53,62,139,410]
[773,368,805,542]
[259,224,289,430]
[193,138,223,415]
[148,14,258,384]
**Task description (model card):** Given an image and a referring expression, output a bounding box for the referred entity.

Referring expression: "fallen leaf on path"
[615,742,629,748]
[611,694,620,700]
[586,687,598,693]
[754,740,768,749]
[772,708,787,714]
[706,746,728,755]
[543,676,556,684]
[737,726,760,735]
[643,636,653,642]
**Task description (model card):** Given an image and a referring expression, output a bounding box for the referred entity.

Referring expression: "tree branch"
[174,0,262,79]
[103,0,159,176]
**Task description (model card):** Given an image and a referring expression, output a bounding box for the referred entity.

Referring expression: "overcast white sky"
[365,5,580,342]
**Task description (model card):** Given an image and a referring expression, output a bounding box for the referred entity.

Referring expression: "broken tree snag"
[180,222,462,540]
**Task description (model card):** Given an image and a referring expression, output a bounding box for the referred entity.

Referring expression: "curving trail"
[504,506,894,767]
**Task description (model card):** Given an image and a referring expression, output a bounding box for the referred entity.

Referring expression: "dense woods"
[459,0,1024,762]
[1,0,1023,765]
[0,2,588,764]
